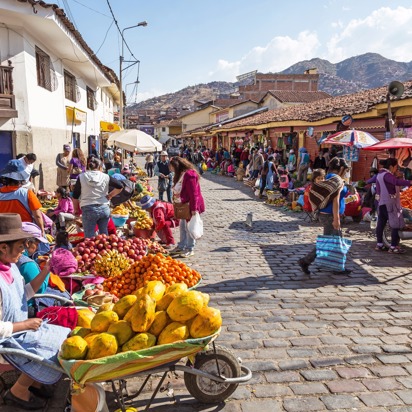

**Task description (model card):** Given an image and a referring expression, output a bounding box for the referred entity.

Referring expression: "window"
[87,86,96,110]
[35,47,51,91]
[162,127,166,132]
[64,70,76,101]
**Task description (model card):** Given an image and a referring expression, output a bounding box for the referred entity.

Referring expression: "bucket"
[71,383,109,412]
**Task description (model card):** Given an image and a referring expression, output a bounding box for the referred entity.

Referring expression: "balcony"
[0,64,18,118]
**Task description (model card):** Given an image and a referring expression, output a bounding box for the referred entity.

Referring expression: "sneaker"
[375,244,389,251]
[169,247,184,255]
[179,250,195,258]
[298,258,310,275]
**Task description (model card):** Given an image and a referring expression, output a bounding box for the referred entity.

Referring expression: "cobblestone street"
[117,169,412,411]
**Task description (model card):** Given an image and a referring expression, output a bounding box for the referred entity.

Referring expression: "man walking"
[103,145,114,172]
[154,151,173,202]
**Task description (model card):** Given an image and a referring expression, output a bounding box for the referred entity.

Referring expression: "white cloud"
[208,31,321,81]
[326,6,412,62]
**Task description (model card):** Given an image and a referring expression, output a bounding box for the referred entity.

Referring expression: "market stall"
[107,129,162,153]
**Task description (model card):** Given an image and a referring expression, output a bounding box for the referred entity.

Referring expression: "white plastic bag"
[188,212,203,240]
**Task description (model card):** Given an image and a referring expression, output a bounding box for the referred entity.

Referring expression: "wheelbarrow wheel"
[184,345,241,403]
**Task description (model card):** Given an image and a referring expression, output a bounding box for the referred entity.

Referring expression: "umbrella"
[107,130,162,153]
[323,129,379,148]
[363,137,412,151]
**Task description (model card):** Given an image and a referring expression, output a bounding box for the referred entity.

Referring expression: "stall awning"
[158,136,171,144]
[100,121,121,132]
[66,107,86,124]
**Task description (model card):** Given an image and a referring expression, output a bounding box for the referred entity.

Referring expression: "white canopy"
[107,129,162,153]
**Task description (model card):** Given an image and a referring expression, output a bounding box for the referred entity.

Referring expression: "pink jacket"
[180,170,205,214]
[54,198,74,215]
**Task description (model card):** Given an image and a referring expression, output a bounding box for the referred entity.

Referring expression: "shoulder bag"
[173,202,191,220]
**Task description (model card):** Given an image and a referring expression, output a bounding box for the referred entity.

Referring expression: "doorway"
[0,131,13,170]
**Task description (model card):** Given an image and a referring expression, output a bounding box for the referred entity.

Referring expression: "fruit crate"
[133,227,156,239]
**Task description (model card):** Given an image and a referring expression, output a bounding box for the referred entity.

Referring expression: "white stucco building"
[0,0,121,189]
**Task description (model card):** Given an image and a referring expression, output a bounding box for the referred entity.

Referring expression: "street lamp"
[119,21,147,129]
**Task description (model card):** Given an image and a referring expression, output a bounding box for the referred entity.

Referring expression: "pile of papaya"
[60,281,221,360]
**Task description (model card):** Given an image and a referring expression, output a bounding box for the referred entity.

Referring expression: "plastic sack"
[314,235,352,272]
[188,212,203,240]
[201,162,208,171]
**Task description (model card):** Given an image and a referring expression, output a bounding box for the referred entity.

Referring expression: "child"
[278,167,290,197]
[227,161,235,177]
[47,187,75,229]
[311,168,326,183]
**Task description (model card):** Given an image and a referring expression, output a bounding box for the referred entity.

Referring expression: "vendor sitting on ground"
[227,160,235,177]
[140,195,179,248]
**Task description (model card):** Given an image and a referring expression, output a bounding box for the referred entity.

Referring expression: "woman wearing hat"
[0,159,45,236]
[140,195,179,247]
[55,144,71,188]
[0,213,70,410]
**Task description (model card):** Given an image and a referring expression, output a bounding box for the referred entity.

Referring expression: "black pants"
[146,162,154,177]
[302,213,340,266]
[259,175,267,195]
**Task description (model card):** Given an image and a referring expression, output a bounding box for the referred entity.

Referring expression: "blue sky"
[63,0,412,103]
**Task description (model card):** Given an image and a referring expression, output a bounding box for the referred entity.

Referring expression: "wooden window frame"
[86,86,96,110]
[64,70,76,102]
[35,46,52,91]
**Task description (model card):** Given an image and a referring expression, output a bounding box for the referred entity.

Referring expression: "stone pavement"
[3,162,412,412]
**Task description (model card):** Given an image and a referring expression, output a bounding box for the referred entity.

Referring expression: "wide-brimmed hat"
[160,151,168,156]
[21,222,48,243]
[0,214,34,242]
[140,195,156,210]
[0,159,30,181]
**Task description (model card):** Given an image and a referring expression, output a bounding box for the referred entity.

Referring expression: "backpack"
[110,179,135,206]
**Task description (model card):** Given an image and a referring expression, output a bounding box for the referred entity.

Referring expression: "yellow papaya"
[86,333,118,360]
[148,311,169,337]
[107,320,134,345]
[141,280,166,302]
[69,327,91,338]
[90,311,119,333]
[158,322,189,345]
[167,291,204,322]
[122,332,156,352]
[76,309,95,328]
[189,307,222,338]
[127,294,156,332]
[60,336,88,360]
[113,295,138,319]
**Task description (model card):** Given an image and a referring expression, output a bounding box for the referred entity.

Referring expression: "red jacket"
[180,170,205,214]
[151,201,178,230]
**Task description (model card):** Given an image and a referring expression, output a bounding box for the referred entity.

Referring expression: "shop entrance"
[0,131,13,170]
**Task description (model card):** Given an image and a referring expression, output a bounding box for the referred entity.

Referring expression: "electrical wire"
[62,0,78,30]
[68,0,112,18]
[94,20,115,56]
[105,0,139,61]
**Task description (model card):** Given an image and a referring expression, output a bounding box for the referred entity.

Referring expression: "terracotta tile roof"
[262,90,331,103]
[221,82,412,129]
[15,0,119,87]
[155,119,182,127]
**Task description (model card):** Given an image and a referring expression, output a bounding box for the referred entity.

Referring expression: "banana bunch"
[46,234,54,243]
[135,167,147,177]
[130,206,147,219]
[112,205,129,216]
[94,250,131,278]
[134,214,153,230]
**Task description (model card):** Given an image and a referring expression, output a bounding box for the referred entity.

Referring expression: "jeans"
[159,185,172,203]
[82,204,110,239]
[376,204,400,247]
[302,213,341,266]
[259,175,267,195]
[177,218,195,252]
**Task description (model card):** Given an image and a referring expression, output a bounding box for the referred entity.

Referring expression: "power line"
[94,20,115,56]
[105,0,138,61]
[62,0,78,30]
[69,0,111,18]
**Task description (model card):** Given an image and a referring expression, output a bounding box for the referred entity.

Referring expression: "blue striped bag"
[314,235,352,272]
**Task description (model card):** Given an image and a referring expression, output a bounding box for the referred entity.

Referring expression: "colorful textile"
[59,331,219,385]
[314,235,352,272]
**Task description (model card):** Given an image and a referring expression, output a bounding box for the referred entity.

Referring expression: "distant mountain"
[129,53,412,114]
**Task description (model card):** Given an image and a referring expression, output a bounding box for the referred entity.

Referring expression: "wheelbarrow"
[0,295,252,411]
